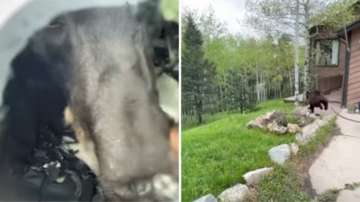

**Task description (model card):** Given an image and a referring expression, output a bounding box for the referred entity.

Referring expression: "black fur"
[305,90,329,113]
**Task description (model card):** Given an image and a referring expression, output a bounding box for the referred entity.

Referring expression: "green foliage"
[182,6,299,126]
[223,69,257,112]
[160,0,178,21]
[311,0,358,30]
[182,100,295,202]
[198,6,227,40]
[182,13,217,124]
[203,34,297,100]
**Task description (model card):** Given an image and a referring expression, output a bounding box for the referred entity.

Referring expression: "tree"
[182,7,297,125]
[182,13,216,124]
[246,0,326,98]
[311,0,358,52]
[198,6,227,41]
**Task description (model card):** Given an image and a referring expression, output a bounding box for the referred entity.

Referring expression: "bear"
[0,3,176,202]
[305,90,329,114]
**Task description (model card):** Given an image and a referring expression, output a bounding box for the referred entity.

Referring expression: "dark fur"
[0,3,173,201]
[305,90,329,113]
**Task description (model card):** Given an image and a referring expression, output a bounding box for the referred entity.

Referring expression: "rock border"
[268,113,335,165]
[194,111,335,202]
[193,167,273,202]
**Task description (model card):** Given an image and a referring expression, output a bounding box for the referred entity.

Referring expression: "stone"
[293,107,308,117]
[269,111,288,126]
[296,114,335,145]
[247,111,286,129]
[268,144,291,165]
[287,123,301,133]
[218,184,249,202]
[243,167,273,185]
[308,113,318,119]
[247,117,267,129]
[295,133,304,143]
[194,194,218,202]
[289,143,299,155]
[297,115,315,127]
[292,107,316,127]
[337,187,360,202]
[267,122,288,134]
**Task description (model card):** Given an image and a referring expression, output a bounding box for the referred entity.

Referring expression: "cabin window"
[315,39,339,66]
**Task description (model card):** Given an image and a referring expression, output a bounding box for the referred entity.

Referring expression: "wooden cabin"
[309,22,360,107]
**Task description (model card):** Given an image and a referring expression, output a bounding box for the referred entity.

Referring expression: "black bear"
[305,90,329,113]
[0,3,176,202]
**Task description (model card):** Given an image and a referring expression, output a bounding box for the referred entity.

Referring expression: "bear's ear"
[10,42,45,80]
[135,0,163,37]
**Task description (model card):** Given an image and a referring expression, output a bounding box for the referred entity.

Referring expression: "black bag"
[0,126,101,202]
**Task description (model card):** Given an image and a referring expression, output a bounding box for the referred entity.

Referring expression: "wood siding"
[348,28,360,106]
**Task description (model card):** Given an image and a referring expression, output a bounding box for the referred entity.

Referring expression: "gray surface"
[309,106,360,194]
[268,144,290,165]
[337,187,360,202]
[193,194,218,202]
[243,167,273,185]
[218,184,249,202]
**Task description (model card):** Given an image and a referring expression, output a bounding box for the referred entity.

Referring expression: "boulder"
[292,107,316,127]
[268,111,287,126]
[218,184,250,202]
[337,187,360,202]
[194,194,218,202]
[297,115,334,144]
[247,111,283,129]
[293,107,308,117]
[267,122,288,134]
[243,167,273,185]
[247,117,267,129]
[289,143,299,155]
[287,123,301,133]
[268,144,291,165]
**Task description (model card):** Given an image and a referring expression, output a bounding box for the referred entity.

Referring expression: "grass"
[181,100,296,202]
[298,118,336,159]
[256,118,337,202]
[257,163,311,202]
[182,112,229,129]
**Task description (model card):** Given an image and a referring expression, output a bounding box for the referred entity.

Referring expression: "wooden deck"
[284,89,342,104]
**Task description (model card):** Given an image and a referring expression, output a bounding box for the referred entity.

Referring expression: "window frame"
[313,38,340,68]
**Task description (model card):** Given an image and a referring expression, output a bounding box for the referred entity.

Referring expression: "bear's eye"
[47,18,65,29]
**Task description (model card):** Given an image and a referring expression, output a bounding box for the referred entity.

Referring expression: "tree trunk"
[303,0,311,94]
[294,0,300,105]
[196,97,203,124]
[256,65,260,102]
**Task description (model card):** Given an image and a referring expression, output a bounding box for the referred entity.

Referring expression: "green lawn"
[182,100,296,202]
